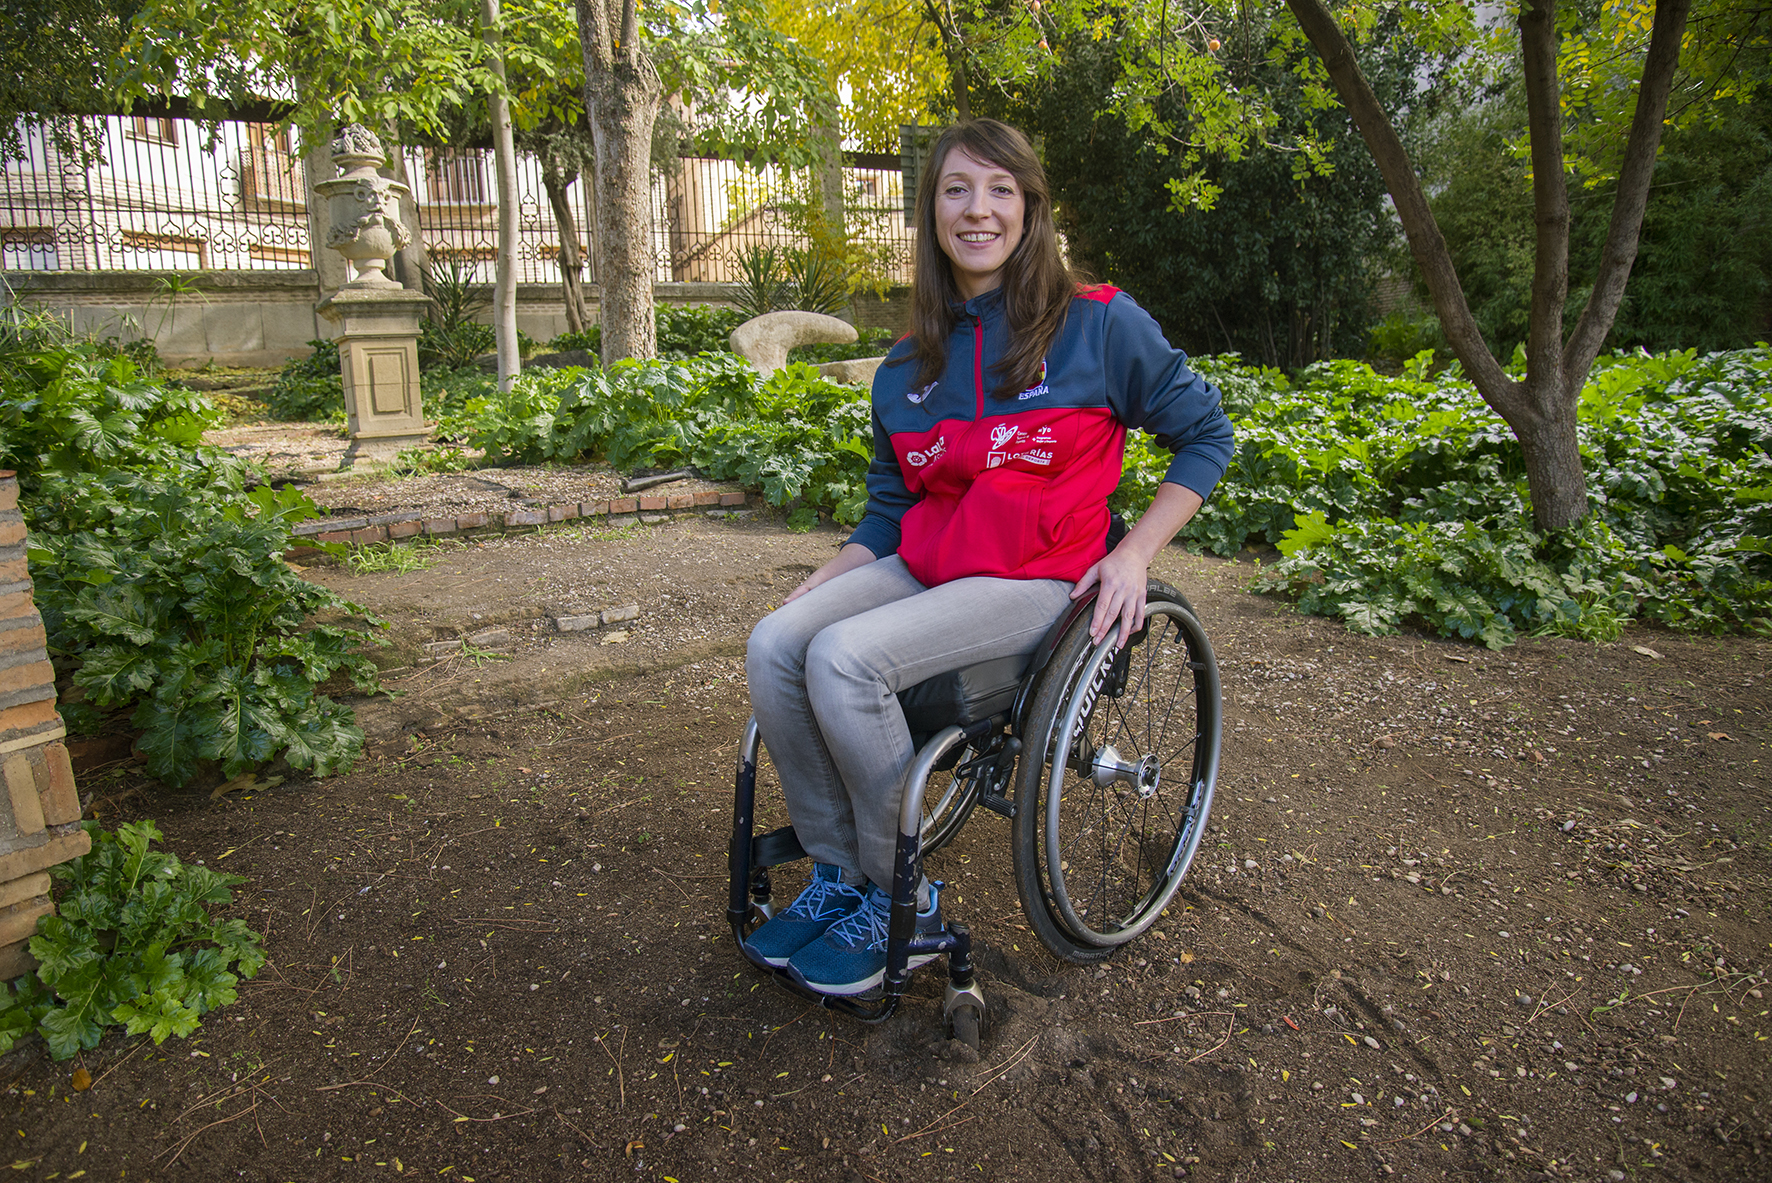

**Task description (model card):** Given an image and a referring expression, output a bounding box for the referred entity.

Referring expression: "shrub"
[28,476,382,783]
[1183,347,1772,646]
[3,324,384,783]
[545,304,748,360]
[0,820,265,1060]
[265,338,344,422]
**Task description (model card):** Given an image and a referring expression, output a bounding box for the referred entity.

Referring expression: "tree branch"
[1563,0,1695,391]
[575,0,613,73]
[1282,0,1516,408]
[1518,0,1569,404]
[619,0,639,68]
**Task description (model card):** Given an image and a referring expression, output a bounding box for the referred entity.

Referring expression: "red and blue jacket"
[846,284,1234,587]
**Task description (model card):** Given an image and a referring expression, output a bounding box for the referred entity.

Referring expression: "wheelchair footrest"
[752,826,808,868]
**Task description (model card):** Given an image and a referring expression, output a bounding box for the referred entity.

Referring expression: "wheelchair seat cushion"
[897,653,1030,738]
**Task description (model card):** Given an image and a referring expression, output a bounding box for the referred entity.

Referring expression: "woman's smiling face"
[934,147,1026,300]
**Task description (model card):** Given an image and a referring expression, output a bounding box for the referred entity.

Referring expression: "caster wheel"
[946,1003,983,1051]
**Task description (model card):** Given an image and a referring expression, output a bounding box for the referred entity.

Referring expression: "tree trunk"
[1282,0,1691,533]
[923,0,970,121]
[577,0,663,363]
[482,0,521,392]
[1514,375,1589,530]
[540,159,589,335]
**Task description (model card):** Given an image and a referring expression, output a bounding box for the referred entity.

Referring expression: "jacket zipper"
[972,316,984,419]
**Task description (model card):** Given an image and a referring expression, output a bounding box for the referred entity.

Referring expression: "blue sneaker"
[786,883,946,996]
[743,863,865,967]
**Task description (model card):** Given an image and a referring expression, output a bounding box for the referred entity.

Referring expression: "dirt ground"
[6,507,1770,1183]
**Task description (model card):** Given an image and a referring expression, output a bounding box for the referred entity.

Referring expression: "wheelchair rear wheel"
[1011,582,1221,962]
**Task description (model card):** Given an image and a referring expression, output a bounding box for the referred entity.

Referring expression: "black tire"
[1011,581,1221,962]
[947,1003,983,1050]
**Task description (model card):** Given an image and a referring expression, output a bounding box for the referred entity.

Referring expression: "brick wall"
[0,471,89,979]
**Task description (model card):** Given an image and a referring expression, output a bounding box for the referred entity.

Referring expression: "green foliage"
[454,354,873,522]
[992,17,1421,368]
[1164,349,1772,647]
[1422,70,1772,359]
[0,820,265,1061]
[391,444,475,476]
[421,366,497,429]
[733,245,853,318]
[0,343,219,495]
[418,319,496,371]
[3,323,382,783]
[735,245,790,318]
[28,475,383,783]
[789,326,898,364]
[347,538,443,574]
[1366,308,1446,364]
[266,339,345,423]
[544,304,747,360]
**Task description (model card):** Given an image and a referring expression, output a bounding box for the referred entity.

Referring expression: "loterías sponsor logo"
[906,435,947,468]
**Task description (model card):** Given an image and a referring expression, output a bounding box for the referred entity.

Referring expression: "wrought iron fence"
[1,117,311,271]
[1,117,917,287]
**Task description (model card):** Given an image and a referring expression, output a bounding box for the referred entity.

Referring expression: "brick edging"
[288,490,750,555]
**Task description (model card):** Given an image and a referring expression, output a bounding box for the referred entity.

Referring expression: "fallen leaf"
[1708,732,1732,741]
[1632,646,1663,659]
[71,1068,91,1092]
[625,1140,643,1157]
[1282,1015,1300,1031]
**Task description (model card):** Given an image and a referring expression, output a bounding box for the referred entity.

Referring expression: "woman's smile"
[935,148,1026,299]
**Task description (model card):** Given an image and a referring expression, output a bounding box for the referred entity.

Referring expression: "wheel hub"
[1090,744,1162,798]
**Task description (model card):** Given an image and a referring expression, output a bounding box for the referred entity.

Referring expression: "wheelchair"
[727,578,1222,1049]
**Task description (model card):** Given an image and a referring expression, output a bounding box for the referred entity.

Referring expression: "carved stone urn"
[314,124,411,287]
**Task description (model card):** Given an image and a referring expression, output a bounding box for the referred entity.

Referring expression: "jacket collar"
[954,286,1005,321]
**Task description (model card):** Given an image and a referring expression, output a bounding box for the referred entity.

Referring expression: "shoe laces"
[783,874,860,923]
[824,892,891,952]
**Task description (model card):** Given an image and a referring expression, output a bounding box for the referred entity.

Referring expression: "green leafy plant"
[28,476,383,784]
[734,245,788,318]
[0,820,266,1061]
[546,305,746,360]
[1175,347,1772,647]
[781,245,852,316]
[265,338,344,422]
[788,326,897,365]
[0,345,219,496]
[419,258,495,370]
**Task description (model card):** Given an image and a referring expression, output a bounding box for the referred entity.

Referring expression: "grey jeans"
[745,556,1073,891]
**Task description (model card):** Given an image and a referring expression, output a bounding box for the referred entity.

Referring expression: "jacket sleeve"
[1099,293,1235,500]
[845,405,916,559]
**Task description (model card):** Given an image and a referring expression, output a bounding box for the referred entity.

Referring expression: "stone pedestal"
[312,124,431,466]
[316,287,433,464]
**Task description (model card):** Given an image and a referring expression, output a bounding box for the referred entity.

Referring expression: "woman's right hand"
[784,542,879,603]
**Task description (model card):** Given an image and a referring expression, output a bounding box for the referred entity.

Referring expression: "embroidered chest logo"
[1017,359,1050,400]
[907,381,937,405]
[905,435,947,468]
[985,422,1053,469]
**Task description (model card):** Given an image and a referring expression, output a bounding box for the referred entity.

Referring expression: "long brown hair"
[903,120,1077,399]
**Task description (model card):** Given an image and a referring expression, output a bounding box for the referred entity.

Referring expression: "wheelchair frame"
[727,581,1221,1044]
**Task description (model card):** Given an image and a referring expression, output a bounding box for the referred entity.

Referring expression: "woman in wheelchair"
[738,119,1234,1007]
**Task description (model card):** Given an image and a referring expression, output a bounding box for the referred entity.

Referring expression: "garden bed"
[5,513,1768,1182]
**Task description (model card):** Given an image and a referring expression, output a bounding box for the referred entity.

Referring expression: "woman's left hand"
[1071,546,1149,649]
[1071,482,1206,649]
